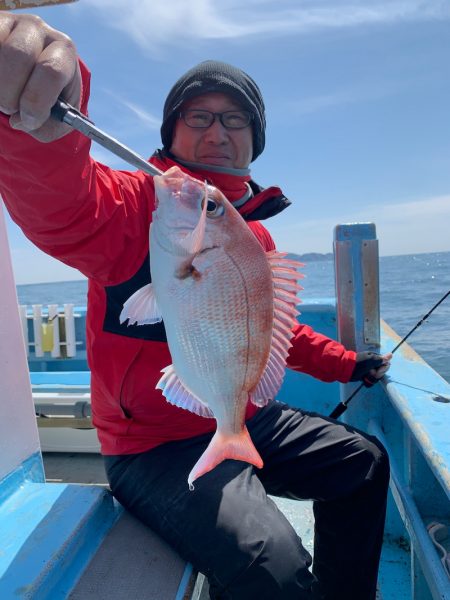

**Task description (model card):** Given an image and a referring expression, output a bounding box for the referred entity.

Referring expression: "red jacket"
[0,63,356,455]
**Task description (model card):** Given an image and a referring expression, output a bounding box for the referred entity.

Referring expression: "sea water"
[16,251,450,383]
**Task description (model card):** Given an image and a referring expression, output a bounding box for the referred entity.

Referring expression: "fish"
[120,166,303,489]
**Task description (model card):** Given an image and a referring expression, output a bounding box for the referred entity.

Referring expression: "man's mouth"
[199,155,232,165]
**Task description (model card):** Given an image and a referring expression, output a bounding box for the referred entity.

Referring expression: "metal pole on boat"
[330,288,450,419]
[332,223,381,421]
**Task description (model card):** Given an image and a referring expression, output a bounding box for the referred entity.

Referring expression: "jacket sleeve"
[0,60,154,286]
[287,323,356,383]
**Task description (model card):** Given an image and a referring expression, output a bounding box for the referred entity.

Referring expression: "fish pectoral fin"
[119,283,162,326]
[187,427,264,490]
[156,365,214,418]
[179,180,208,255]
[250,251,305,405]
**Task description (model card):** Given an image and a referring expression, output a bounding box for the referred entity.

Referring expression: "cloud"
[81,0,450,53]
[86,90,160,169]
[118,99,160,130]
[269,194,450,256]
[286,79,410,116]
[101,90,160,130]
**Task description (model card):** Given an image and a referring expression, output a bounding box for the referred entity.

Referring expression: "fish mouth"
[186,244,218,265]
[185,243,217,260]
[195,245,218,257]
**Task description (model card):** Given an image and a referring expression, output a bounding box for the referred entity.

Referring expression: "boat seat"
[0,481,115,598]
[0,480,198,599]
[71,498,315,600]
[69,509,197,600]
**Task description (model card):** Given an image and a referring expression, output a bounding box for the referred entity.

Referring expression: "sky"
[3,0,450,284]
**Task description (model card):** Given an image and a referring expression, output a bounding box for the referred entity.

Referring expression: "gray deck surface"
[68,510,194,600]
[43,452,108,485]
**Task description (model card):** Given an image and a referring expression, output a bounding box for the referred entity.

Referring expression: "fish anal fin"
[156,365,214,418]
[188,426,263,490]
[250,347,286,406]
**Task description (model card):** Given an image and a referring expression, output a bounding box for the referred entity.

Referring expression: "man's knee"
[366,435,390,487]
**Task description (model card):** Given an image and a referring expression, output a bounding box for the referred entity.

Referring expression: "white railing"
[19,304,79,358]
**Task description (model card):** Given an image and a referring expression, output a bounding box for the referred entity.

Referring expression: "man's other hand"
[351,351,392,387]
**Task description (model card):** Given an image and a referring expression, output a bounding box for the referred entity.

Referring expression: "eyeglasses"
[179,109,253,130]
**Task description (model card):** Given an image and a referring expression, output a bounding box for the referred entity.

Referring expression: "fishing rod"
[329,288,450,420]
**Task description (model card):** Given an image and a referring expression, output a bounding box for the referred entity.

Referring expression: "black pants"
[104,402,390,600]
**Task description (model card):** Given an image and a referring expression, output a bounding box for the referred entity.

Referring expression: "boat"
[1,209,449,599]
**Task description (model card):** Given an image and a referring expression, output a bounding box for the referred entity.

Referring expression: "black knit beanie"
[161,60,266,162]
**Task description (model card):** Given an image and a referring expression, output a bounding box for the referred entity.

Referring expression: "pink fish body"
[120,167,303,488]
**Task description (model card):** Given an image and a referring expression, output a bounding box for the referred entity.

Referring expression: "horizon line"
[14,248,450,287]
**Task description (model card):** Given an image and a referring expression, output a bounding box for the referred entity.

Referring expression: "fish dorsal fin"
[119,283,163,326]
[250,251,304,406]
[156,365,215,418]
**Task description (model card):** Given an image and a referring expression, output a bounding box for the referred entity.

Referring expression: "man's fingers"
[13,38,79,130]
[0,13,81,141]
[0,15,45,115]
[371,361,391,380]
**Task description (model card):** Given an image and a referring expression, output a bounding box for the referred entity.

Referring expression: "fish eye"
[203,198,225,218]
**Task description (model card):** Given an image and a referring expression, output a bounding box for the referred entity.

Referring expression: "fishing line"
[329,289,450,419]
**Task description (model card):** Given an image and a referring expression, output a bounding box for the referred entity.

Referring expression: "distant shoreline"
[294,252,333,262]
[288,249,450,263]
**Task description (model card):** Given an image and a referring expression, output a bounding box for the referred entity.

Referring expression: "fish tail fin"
[187,426,263,490]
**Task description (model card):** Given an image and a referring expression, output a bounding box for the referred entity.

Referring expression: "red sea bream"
[120,166,303,489]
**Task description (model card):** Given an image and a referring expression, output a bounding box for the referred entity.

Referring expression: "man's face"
[169,92,253,169]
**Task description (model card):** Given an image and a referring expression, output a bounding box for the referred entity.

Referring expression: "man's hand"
[350,351,392,387]
[0,12,81,142]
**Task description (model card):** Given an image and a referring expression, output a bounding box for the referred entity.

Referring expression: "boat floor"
[43,452,108,485]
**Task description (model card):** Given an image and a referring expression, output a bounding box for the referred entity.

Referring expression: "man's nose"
[203,118,229,143]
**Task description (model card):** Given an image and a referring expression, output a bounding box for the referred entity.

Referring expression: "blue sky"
[3,0,450,284]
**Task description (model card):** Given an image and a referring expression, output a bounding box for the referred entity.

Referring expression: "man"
[0,13,391,599]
